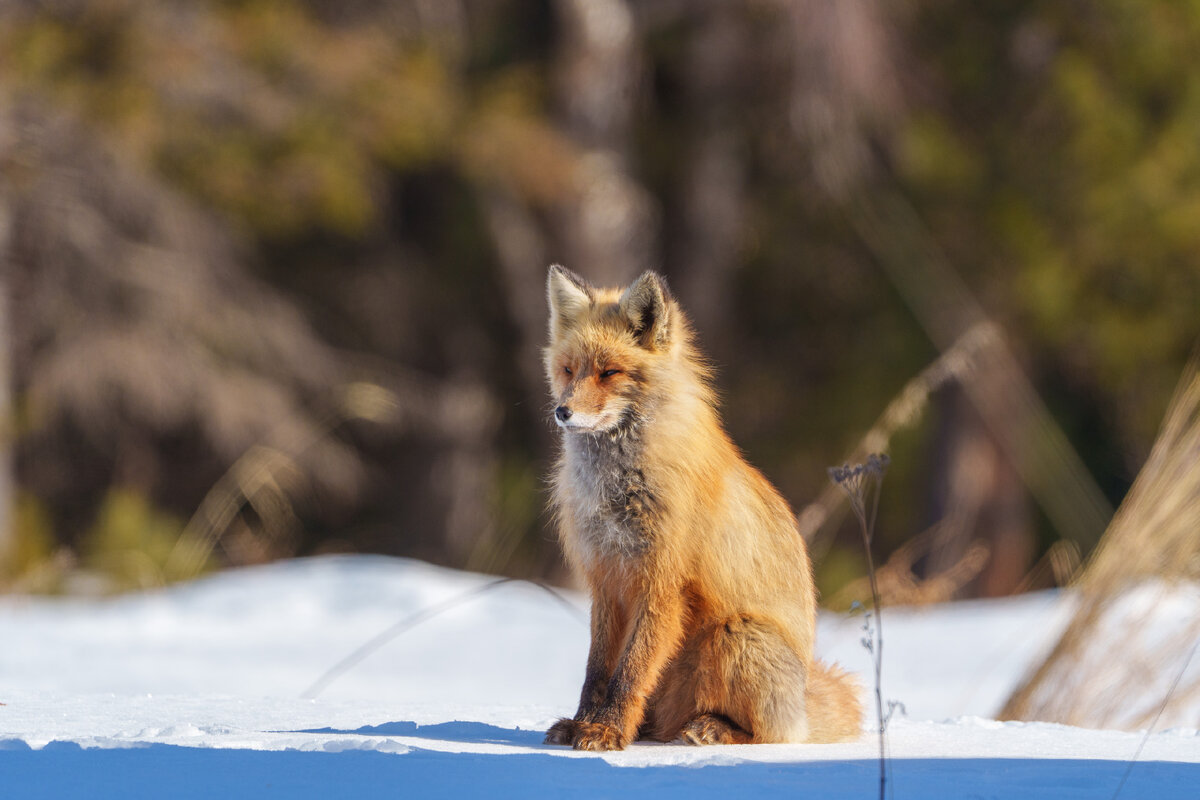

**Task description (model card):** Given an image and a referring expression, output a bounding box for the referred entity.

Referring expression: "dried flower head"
[828,453,890,542]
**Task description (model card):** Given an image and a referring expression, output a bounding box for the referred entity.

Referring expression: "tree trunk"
[0,271,13,561]
[553,0,657,284]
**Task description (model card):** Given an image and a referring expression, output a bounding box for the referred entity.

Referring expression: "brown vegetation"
[1001,353,1200,730]
[0,1,1198,610]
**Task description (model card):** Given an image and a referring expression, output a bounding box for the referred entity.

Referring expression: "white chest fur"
[561,431,657,563]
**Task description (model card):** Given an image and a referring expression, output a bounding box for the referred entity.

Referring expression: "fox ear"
[619,271,671,350]
[547,264,593,335]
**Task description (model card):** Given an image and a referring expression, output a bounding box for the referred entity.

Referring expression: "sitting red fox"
[542,265,861,751]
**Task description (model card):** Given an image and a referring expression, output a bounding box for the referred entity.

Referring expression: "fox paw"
[571,721,629,752]
[681,714,749,746]
[544,718,579,746]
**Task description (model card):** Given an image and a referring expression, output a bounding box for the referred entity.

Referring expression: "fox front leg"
[572,586,685,751]
[543,657,616,745]
[545,590,624,745]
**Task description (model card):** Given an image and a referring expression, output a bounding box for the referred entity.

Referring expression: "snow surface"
[1,555,1197,798]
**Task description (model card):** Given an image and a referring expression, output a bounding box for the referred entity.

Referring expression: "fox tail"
[805,659,864,743]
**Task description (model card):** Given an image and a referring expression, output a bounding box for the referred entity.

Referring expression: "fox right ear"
[619,270,672,351]
[547,264,593,335]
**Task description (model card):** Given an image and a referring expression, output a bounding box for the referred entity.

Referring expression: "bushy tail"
[805,659,863,743]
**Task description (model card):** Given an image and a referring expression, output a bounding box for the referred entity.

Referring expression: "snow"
[1,555,1197,798]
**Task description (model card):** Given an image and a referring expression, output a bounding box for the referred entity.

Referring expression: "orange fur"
[542,266,862,751]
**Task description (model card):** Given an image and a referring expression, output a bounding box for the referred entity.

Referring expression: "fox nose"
[555,405,572,423]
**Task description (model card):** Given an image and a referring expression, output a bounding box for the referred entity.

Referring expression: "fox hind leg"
[652,614,808,745]
[680,713,753,745]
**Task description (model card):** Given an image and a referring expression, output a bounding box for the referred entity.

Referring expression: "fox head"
[543,265,675,434]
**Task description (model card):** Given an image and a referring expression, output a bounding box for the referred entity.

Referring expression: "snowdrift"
[1,556,1196,798]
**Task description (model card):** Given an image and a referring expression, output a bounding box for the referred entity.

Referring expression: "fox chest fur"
[559,427,662,564]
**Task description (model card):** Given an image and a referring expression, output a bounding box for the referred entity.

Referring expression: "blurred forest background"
[1,0,1198,604]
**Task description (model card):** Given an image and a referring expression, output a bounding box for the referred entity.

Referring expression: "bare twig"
[829,454,891,800]
[799,323,994,559]
[300,577,587,700]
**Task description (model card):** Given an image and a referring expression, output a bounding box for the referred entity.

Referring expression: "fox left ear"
[619,271,672,350]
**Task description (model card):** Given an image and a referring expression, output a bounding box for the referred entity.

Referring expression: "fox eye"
[600,369,622,379]
[563,366,573,376]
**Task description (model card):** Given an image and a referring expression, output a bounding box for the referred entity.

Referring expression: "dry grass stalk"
[829,522,991,609]
[800,321,997,558]
[1001,354,1200,729]
[1012,539,1082,595]
[165,382,404,582]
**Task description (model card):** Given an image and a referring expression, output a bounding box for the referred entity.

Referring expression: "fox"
[541,265,863,751]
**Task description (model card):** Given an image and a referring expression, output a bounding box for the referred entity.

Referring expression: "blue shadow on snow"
[0,728,1196,800]
[297,719,548,747]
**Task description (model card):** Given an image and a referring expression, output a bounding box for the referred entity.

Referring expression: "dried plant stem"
[799,322,994,560]
[300,577,587,700]
[829,455,890,800]
[1002,352,1200,728]
[860,508,886,800]
[847,187,1112,552]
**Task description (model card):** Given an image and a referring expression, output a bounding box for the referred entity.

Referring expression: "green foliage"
[1,489,212,594]
[898,113,984,195]
[0,493,60,592]
[815,547,866,607]
[467,454,543,577]
[82,487,212,592]
[5,1,475,236]
[904,0,1200,446]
